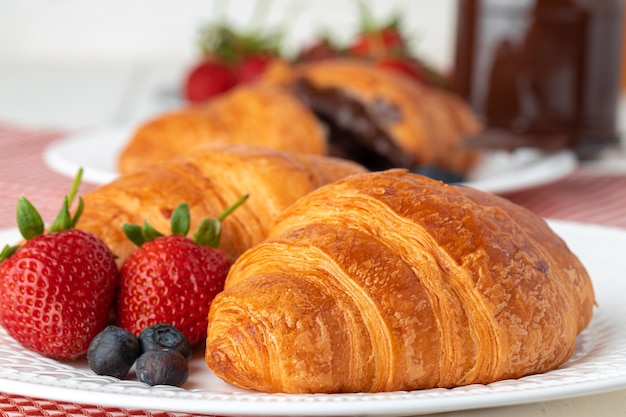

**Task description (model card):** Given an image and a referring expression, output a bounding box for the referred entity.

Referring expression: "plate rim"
[0,219,625,416]
[42,126,578,193]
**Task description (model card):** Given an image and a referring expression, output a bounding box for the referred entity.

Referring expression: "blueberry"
[87,325,139,379]
[138,324,192,362]
[135,349,189,386]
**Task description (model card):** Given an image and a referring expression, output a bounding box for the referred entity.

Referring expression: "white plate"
[1,220,625,416]
[43,126,578,192]
[43,126,132,184]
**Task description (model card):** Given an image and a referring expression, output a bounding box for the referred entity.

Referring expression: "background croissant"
[118,82,327,175]
[206,170,595,394]
[78,145,365,266]
[118,59,480,176]
[292,59,481,173]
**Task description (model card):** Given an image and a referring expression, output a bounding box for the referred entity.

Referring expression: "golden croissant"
[118,59,480,175]
[118,82,328,175]
[77,145,365,266]
[206,169,595,394]
[291,59,481,173]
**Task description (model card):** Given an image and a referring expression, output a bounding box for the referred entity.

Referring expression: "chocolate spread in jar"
[453,0,624,156]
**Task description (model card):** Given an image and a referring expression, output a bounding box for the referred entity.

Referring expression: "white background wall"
[0,0,458,128]
[0,0,457,69]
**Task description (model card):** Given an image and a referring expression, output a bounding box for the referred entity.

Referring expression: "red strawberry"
[0,169,118,360]
[342,3,451,90]
[183,59,237,103]
[183,22,283,102]
[235,54,274,84]
[116,196,248,347]
[380,57,452,90]
[296,37,342,62]
[348,26,406,59]
[345,3,407,60]
[377,57,426,82]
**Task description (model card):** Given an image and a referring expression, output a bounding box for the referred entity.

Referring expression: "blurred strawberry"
[377,57,426,82]
[183,22,283,102]
[343,2,450,89]
[296,36,342,62]
[183,60,237,103]
[345,2,408,60]
[348,26,406,59]
[235,54,274,84]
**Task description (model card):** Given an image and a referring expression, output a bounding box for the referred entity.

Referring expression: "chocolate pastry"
[118,59,481,177]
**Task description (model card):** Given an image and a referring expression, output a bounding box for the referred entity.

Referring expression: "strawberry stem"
[49,168,84,233]
[217,194,249,221]
[123,196,248,249]
[1,168,85,263]
[195,195,249,248]
[356,0,377,33]
[67,168,82,207]
[193,218,222,249]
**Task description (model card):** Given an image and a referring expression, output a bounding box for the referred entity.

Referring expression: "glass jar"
[453,0,624,156]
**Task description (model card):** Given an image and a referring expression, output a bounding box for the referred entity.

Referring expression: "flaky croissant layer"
[77,145,365,266]
[205,170,595,394]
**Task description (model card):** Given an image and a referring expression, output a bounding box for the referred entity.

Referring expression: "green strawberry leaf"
[71,197,85,228]
[0,244,19,263]
[123,196,248,249]
[48,168,85,233]
[122,220,165,247]
[171,203,191,236]
[123,223,146,247]
[12,167,84,244]
[16,196,44,240]
[48,196,71,233]
[193,194,248,248]
[142,221,164,243]
[194,218,222,248]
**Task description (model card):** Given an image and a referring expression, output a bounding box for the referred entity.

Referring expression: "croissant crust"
[206,170,595,393]
[77,145,365,266]
[118,59,480,175]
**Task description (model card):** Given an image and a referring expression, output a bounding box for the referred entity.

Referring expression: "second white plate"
[43,126,578,193]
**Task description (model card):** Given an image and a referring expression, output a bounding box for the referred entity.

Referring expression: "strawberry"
[235,53,274,84]
[345,2,408,60]
[183,21,283,103]
[183,59,237,103]
[347,26,406,59]
[296,36,343,62]
[116,195,248,347]
[0,169,118,360]
[342,2,451,89]
[377,57,426,82]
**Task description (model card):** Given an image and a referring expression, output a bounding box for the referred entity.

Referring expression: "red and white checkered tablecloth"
[0,124,97,229]
[1,122,625,230]
[0,122,625,416]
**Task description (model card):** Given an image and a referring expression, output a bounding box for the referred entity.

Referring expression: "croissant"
[77,145,365,266]
[291,59,481,172]
[118,59,480,175]
[117,82,328,174]
[205,169,595,394]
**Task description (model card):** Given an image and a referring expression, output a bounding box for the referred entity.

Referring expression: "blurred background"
[0,0,457,129]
